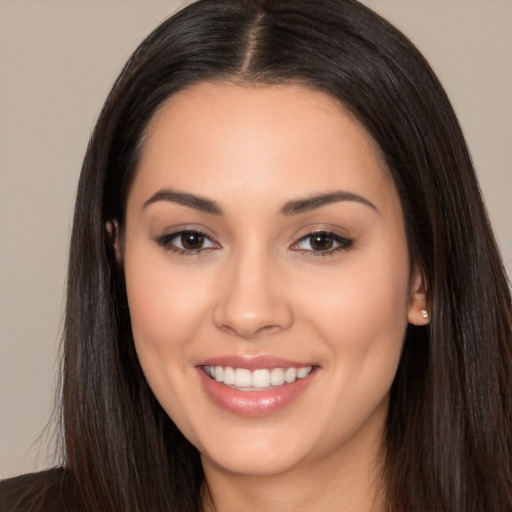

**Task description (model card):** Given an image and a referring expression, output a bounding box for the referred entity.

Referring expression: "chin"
[191,412,341,478]
[200,441,309,476]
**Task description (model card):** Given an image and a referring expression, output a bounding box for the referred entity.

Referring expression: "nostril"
[216,320,285,339]
[212,266,294,337]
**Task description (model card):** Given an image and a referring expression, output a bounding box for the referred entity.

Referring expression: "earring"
[419,309,428,319]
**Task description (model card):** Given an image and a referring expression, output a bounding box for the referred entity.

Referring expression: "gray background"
[1,0,510,478]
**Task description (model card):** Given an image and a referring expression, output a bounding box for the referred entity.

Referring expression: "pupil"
[311,233,333,251]
[181,232,204,250]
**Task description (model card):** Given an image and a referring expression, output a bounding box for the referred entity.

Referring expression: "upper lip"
[196,355,317,370]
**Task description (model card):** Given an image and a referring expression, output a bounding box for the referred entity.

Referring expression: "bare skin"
[118,82,428,512]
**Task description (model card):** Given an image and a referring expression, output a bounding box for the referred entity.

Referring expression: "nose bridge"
[213,243,293,338]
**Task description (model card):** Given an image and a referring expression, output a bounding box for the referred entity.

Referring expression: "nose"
[213,249,294,339]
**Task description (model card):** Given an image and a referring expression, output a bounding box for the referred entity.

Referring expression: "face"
[120,82,428,477]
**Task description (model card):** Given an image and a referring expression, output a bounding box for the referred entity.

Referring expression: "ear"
[407,263,430,325]
[106,220,123,265]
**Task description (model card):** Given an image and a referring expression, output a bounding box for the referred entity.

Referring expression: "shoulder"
[0,468,82,512]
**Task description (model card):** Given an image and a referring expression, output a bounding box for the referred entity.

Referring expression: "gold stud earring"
[419,309,428,319]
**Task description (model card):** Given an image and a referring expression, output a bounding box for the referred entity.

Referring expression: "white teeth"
[203,365,313,390]
[284,367,297,383]
[234,368,252,388]
[270,368,285,386]
[223,366,235,385]
[252,369,271,388]
[297,367,310,379]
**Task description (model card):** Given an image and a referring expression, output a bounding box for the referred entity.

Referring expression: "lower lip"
[196,367,316,417]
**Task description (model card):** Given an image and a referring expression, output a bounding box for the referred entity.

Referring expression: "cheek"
[123,247,212,368]
[299,251,410,439]
[301,250,410,344]
[122,246,213,435]
[296,236,411,396]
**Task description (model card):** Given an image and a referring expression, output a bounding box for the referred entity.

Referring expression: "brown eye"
[310,233,335,251]
[181,231,205,250]
[292,231,353,255]
[157,230,218,255]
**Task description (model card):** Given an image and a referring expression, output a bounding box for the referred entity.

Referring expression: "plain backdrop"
[1,1,511,478]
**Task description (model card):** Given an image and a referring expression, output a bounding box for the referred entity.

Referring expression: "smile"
[197,362,318,416]
[203,365,313,390]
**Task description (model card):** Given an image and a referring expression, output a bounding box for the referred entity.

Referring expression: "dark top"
[0,468,82,512]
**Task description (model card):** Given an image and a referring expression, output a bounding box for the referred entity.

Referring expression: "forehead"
[130,81,395,211]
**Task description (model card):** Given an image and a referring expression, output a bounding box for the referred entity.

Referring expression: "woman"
[2,0,511,511]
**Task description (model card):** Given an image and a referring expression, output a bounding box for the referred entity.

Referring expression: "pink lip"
[196,355,314,370]
[196,361,318,417]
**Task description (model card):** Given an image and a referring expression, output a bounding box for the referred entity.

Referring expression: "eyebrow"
[143,189,223,215]
[281,191,378,215]
[142,188,377,216]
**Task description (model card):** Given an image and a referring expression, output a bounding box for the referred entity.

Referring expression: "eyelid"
[154,226,352,257]
[290,230,353,255]
[156,228,221,255]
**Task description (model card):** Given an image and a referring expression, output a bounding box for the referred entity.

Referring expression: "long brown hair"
[56,0,512,510]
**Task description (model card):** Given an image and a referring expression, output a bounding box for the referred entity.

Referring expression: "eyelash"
[156,230,353,256]
[290,231,353,256]
[157,230,219,256]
